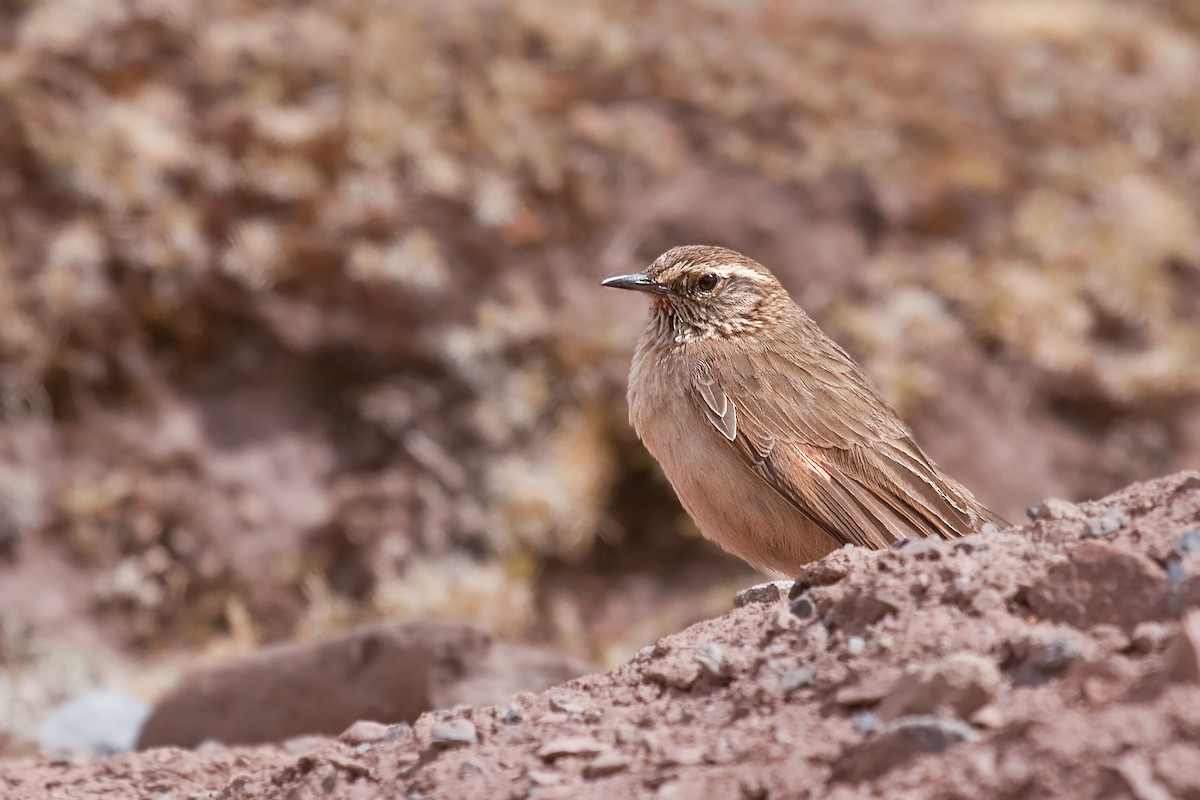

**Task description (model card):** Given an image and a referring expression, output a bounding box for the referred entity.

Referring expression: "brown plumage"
[603,245,1005,576]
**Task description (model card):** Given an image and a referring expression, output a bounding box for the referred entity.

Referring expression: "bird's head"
[602,245,791,340]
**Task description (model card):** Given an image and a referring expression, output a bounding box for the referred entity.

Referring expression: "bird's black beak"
[600,272,670,296]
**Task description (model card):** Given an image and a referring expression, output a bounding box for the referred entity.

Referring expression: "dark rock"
[137,621,587,748]
[789,594,815,619]
[877,653,1001,721]
[1026,542,1168,631]
[734,580,793,607]
[834,715,979,781]
[791,553,852,592]
[1008,626,1094,685]
[828,592,903,633]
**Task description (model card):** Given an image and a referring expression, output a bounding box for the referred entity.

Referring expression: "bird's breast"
[626,335,838,574]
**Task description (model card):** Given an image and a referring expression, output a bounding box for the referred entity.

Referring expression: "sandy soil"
[3,471,1198,799]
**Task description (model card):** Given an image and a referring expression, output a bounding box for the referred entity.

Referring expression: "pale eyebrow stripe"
[720,264,772,284]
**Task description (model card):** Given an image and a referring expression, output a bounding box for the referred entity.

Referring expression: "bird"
[602,244,1006,576]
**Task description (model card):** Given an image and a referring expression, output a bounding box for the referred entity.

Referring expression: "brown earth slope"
[3,471,1199,799]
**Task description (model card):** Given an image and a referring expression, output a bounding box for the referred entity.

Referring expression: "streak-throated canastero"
[603,245,1005,575]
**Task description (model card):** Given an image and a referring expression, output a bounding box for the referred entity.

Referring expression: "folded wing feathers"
[693,355,1000,548]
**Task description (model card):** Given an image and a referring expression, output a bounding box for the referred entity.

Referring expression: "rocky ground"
[2,0,1200,795]
[2,471,1198,799]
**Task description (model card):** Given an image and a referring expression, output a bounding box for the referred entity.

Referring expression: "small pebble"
[1031,635,1080,672]
[782,666,816,692]
[527,769,562,787]
[1026,498,1083,521]
[1086,511,1126,537]
[501,707,523,725]
[847,636,866,656]
[1009,627,1090,684]
[549,692,585,715]
[1175,529,1200,556]
[1130,621,1172,654]
[734,579,793,607]
[430,719,477,748]
[893,538,942,558]
[383,722,412,742]
[281,736,325,755]
[695,642,726,677]
[851,712,878,734]
[951,534,986,553]
[1167,558,1188,590]
[771,605,799,633]
[970,704,1004,729]
[538,736,603,761]
[584,751,630,778]
[337,720,390,745]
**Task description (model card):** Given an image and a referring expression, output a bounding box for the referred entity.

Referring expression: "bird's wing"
[691,341,1001,548]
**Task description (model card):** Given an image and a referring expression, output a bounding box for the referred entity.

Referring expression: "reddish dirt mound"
[4,471,1200,799]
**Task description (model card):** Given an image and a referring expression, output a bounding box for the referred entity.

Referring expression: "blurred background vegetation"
[1,0,1198,754]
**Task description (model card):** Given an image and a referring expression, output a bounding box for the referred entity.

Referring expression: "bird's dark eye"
[697,272,720,291]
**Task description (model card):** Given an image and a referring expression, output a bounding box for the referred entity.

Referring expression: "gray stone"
[37,689,149,757]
